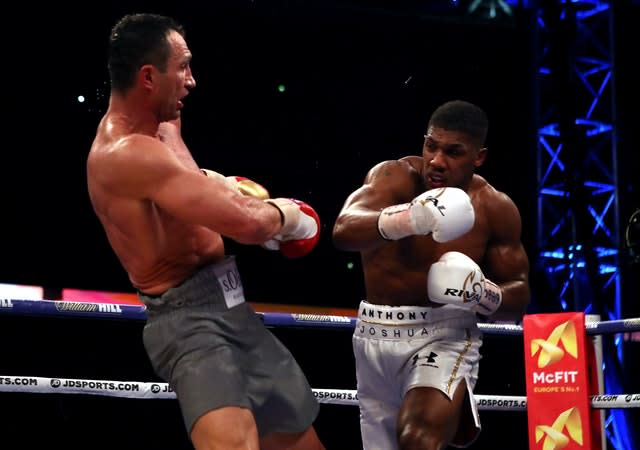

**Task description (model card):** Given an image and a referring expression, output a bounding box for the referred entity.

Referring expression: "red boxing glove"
[263,198,321,258]
[280,200,321,258]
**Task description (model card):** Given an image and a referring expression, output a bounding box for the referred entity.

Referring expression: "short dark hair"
[428,100,489,147]
[108,13,186,93]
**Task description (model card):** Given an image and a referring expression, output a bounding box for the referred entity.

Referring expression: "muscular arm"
[332,159,419,252]
[92,133,282,244]
[483,192,531,322]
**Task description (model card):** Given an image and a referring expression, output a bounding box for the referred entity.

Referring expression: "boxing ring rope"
[1,298,639,413]
[2,298,639,335]
[1,375,639,412]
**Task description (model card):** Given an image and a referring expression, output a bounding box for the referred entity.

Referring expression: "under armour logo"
[413,351,438,366]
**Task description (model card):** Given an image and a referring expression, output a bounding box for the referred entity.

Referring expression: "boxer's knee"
[397,387,459,450]
[397,422,448,450]
[190,406,258,450]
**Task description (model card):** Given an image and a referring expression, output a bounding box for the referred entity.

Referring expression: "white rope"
[1,375,639,411]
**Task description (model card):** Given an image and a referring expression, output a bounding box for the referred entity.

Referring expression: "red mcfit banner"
[523,312,593,450]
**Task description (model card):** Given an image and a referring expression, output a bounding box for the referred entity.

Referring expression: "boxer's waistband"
[357,300,475,326]
[138,256,245,312]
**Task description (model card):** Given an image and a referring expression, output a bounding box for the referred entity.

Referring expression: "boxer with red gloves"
[88,15,326,449]
[332,100,530,450]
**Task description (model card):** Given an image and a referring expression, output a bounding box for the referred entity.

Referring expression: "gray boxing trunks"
[139,256,319,436]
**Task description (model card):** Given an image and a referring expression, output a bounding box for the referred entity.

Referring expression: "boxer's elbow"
[332,221,380,252]
[493,281,531,322]
[331,222,351,251]
[332,217,361,251]
[514,279,532,315]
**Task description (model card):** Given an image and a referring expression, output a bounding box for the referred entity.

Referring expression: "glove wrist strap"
[377,203,413,240]
[473,280,503,316]
[264,199,288,233]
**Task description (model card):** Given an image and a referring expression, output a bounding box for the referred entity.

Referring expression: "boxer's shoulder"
[366,157,420,186]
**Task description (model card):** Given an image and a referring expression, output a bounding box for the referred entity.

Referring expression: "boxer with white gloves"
[377,187,475,242]
[427,251,502,315]
[333,100,530,450]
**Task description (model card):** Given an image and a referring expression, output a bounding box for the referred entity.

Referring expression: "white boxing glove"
[377,187,474,243]
[427,251,502,315]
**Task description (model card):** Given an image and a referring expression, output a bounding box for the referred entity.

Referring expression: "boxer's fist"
[377,187,474,242]
[427,251,502,315]
[201,169,270,199]
[263,198,321,258]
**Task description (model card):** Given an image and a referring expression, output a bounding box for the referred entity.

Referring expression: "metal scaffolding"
[535,1,633,448]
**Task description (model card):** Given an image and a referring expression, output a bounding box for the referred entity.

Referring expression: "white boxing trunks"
[353,301,483,450]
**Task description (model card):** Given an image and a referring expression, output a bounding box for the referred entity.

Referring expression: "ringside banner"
[523,312,594,450]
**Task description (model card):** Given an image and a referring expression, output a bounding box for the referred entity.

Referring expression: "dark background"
[1,1,638,449]
[5,1,542,306]
[3,1,637,308]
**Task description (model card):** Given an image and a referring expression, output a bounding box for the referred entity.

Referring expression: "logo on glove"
[415,187,451,216]
[441,269,484,304]
[413,195,446,217]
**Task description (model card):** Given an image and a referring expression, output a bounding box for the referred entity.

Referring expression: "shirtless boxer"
[87,13,325,450]
[332,100,530,450]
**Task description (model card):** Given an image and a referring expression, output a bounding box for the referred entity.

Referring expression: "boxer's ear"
[474,147,488,168]
[139,65,154,89]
